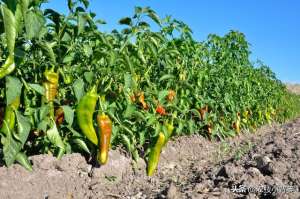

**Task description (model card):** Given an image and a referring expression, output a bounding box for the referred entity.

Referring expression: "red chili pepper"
[156,105,166,116]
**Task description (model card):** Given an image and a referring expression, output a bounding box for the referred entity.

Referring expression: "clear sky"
[44,0,300,83]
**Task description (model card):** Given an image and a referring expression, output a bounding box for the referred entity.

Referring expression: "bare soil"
[0,117,300,199]
[286,83,300,95]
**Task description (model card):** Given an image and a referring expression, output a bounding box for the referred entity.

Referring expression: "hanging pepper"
[76,86,98,145]
[97,113,112,164]
[232,112,241,134]
[0,5,17,79]
[207,123,213,134]
[166,90,176,102]
[130,93,136,103]
[0,55,15,79]
[55,107,64,126]
[147,132,166,176]
[43,69,59,103]
[156,105,166,116]
[0,96,20,134]
[138,92,148,110]
[199,105,208,120]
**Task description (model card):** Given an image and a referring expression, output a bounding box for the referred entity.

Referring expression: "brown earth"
[0,84,299,199]
[286,83,300,95]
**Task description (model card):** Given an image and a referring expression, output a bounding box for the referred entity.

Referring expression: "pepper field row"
[0,0,300,175]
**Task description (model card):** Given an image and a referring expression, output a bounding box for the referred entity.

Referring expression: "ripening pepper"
[43,69,59,103]
[232,113,241,134]
[199,105,208,120]
[166,90,176,102]
[147,132,166,176]
[207,123,213,134]
[0,95,20,135]
[76,86,98,145]
[55,107,64,126]
[97,113,112,164]
[138,92,148,110]
[130,93,136,103]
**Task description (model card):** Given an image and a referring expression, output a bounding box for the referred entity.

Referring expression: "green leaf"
[119,17,132,26]
[134,6,142,14]
[6,76,22,105]
[78,12,87,35]
[28,83,45,96]
[73,78,85,102]
[15,4,23,34]
[46,120,65,158]
[72,138,90,154]
[158,90,169,103]
[147,11,161,25]
[67,0,75,11]
[63,53,75,63]
[37,120,48,132]
[15,111,31,146]
[84,71,94,83]
[159,74,175,82]
[25,10,46,39]
[83,44,93,57]
[1,111,30,168]
[1,4,16,55]
[15,152,32,171]
[2,0,17,12]
[124,73,133,91]
[80,0,89,8]
[62,105,74,126]
[20,0,29,17]
[39,105,50,121]
[146,115,157,126]
[123,104,136,118]
[190,109,201,119]
[39,42,56,64]
[3,131,21,166]
[120,134,133,152]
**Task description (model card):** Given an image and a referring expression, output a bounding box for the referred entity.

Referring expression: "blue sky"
[44,0,300,83]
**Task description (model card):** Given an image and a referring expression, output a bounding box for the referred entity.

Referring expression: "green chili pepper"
[0,96,20,135]
[163,121,174,146]
[64,74,73,85]
[59,69,73,85]
[147,132,166,176]
[76,86,98,145]
[43,69,59,103]
[0,55,15,79]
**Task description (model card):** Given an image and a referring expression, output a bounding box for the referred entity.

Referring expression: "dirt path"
[0,116,299,199]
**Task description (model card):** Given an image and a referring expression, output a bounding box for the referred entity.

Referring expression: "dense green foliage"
[0,0,299,171]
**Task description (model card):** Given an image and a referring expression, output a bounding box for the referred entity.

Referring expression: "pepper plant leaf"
[6,76,22,105]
